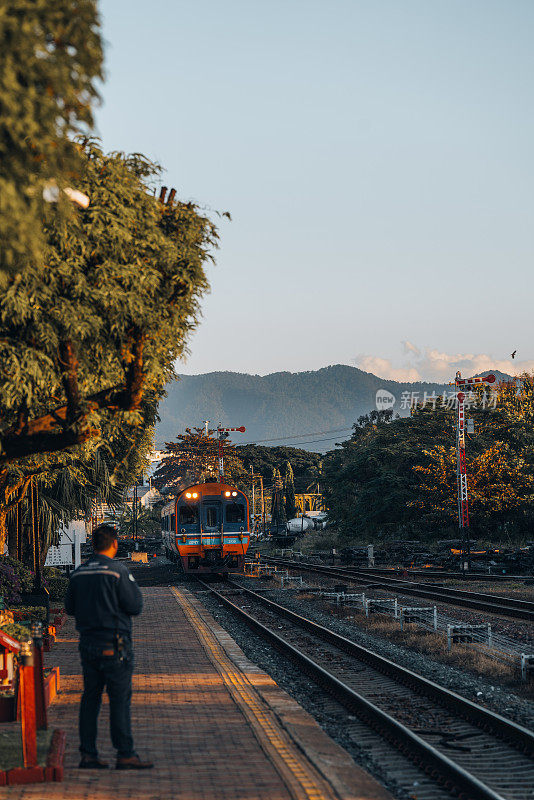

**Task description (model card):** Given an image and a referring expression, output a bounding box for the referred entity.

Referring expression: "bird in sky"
[511,350,517,359]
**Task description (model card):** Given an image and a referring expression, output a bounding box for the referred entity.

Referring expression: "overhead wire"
[155,425,353,453]
[239,425,352,445]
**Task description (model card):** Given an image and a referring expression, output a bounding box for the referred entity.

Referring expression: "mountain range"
[155,364,504,452]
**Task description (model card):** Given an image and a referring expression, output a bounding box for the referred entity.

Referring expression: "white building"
[125,485,163,510]
[45,519,88,569]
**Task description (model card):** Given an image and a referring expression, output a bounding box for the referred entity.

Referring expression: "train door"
[202,501,221,535]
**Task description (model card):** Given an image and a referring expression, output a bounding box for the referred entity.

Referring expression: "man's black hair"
[92,524,118,553]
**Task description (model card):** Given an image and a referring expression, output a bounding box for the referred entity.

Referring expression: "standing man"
[65,524,153,770]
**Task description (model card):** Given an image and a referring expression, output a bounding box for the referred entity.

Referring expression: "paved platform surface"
[5,585,392,800]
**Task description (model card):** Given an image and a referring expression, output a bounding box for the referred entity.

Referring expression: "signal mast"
[452,371,495,571]
[217,426,246,481]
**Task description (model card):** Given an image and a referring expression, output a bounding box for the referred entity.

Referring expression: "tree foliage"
[0,8,221,571]
[6,394,159,571]
[111,504,160,540]
[0,1,103,279]
[0,140,218,557]
[412,378,534,533]
[0,140,215,468]
[323,380,534,542]
[154,428,246,491]
[237,444,322,492]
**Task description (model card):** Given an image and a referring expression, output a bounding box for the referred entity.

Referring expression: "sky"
[96,0,534,382]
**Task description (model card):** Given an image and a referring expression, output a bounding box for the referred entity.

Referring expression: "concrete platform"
[5,585,392,799]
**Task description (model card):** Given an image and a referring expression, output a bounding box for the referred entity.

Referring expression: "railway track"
[263,558,534,622]
[199,578,534,800]
[336,566,531,583]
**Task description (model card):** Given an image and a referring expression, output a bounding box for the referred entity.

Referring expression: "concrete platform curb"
[174,587,393,800]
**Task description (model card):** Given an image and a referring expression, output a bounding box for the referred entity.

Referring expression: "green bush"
[0,622,31,642]
[0,557,34,593]
[44,577,68,602]
[12,606,47,622]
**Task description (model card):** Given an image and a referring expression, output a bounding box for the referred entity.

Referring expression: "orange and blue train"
[161,481,251,573]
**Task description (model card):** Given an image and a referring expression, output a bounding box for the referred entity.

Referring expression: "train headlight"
[225,491,231,497]
[192,492,198,498]
[232,491,237,496]
[186,492,191,498]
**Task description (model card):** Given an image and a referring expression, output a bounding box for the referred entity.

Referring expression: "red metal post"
[19,641,37,768]
[32,623,48,730]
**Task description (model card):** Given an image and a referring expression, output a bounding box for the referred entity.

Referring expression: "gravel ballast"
[232,576,534,730]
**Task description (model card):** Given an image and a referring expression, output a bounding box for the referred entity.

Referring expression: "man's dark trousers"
[79,642,134,759]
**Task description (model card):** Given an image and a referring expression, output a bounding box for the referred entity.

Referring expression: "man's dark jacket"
[65,553,142,645]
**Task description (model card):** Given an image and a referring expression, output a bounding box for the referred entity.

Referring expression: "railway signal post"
[452,371,495,573]
[217,425,246,481]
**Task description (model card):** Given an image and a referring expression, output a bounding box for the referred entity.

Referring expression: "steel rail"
[264,558,534,621]
[226,579,534,755]
[199,580,508,800]
[341,568,534,612]
[338,567,529,582]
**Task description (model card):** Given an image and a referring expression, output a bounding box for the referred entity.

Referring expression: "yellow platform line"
[171,586,335,800]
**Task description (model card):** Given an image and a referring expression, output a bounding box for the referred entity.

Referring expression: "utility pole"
[259,475,265,536]
[250,465,255,529]
[452,371,495,573]
[133,483,138,548]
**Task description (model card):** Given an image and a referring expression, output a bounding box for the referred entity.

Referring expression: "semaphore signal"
[450,371,496,570]
[217,425,246,481]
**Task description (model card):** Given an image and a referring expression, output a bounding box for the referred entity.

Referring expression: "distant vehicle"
[161,481,250,573]
[286,512,328,534]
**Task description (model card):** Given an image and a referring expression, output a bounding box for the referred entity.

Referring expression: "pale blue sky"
[96,1,534,381]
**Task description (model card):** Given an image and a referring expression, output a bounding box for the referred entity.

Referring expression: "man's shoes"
[79,756,109,769]
[116,755,154,770]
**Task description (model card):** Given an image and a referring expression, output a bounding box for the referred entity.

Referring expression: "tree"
[1,1,103,280]
[323,408,419,538]
[1,141,215,466]
[111,504,160,540]
[413,377,534,536]
[154,428,246,491]
[323,380,534,542]
[270,468,286,531]
[237,444,322,492]
[0,141,218,549]
[284,461,296,519]
[5,394,159,574]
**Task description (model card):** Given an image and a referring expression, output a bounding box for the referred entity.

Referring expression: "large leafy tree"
[0,1,103,280]
[0,141,218,550]
[154,428,246,491]
[323,409,423,538]
[324,380,534,541]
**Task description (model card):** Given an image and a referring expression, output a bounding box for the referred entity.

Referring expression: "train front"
[162,482,251,573]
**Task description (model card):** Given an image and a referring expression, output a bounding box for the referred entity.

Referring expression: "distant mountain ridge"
[155,364,481,451]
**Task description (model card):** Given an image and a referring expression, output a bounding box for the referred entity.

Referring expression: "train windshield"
[179,505,199,525]
[203,503,220,530]
[226,502,245,524]
[205,505,219,528]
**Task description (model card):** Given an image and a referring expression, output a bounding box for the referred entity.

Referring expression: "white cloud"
[356,346,534,383]
[357,355,421,382]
